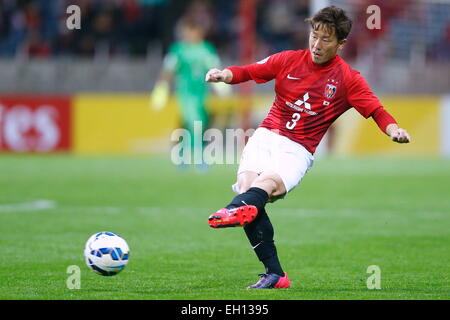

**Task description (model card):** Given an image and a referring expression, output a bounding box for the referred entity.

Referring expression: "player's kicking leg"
[208,171,290,289]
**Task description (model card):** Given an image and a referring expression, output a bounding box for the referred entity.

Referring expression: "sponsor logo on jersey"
[295,92,311,110]
[285,92,318,116]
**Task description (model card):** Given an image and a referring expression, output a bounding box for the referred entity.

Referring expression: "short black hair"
[305,6,352,41]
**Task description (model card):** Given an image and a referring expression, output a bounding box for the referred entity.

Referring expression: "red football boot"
[247,272,291,289]
[208,205,258,228]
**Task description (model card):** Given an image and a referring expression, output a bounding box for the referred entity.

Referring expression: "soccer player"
[205,6,410,289]
[151,18,228,170]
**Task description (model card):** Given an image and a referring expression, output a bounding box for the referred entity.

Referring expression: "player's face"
[309,25,346,64]
[182,25,204,43]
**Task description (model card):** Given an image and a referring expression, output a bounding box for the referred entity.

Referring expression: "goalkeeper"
[151,18,229,169]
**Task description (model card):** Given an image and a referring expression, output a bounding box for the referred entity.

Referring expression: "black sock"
[226,187,269,212]
[244,208,284,276]
[225,187,283,276]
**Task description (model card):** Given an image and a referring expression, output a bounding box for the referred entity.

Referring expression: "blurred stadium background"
[1,0,449,300]
[0,0,449,156]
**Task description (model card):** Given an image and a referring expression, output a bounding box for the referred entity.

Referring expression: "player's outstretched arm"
[371,107,411,144]
[386,124,411,144]
[205,68,233,83]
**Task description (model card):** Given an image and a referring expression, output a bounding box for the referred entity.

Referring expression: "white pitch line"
[1,202,445,219]
[0,200,56,213]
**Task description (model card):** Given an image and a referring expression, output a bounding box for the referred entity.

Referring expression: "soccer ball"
[84,231,130,276]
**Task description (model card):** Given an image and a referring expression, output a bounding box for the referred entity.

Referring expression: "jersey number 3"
[286,112,301,130]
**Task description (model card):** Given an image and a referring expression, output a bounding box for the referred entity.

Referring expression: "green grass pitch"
[0,154,449,300]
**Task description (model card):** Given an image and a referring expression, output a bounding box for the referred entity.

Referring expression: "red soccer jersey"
[227,50,382,154]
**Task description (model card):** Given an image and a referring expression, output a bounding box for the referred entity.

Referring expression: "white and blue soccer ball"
[84,232,130,276]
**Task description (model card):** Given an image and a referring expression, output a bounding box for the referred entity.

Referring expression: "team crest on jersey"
[324,84,337,99]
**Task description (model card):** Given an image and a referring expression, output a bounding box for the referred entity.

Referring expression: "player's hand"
[205,68,232,83]
[390,128,411,143]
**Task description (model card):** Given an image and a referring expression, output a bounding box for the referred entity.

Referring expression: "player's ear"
[337,39,347,51]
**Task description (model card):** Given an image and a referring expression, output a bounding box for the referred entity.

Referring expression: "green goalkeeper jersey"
[163,40,220,102]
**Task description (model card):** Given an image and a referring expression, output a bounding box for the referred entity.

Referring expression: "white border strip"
[441,95,450,157]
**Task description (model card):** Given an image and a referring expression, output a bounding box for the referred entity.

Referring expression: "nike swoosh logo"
[287,74,301,80]
[252,242,262,250]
